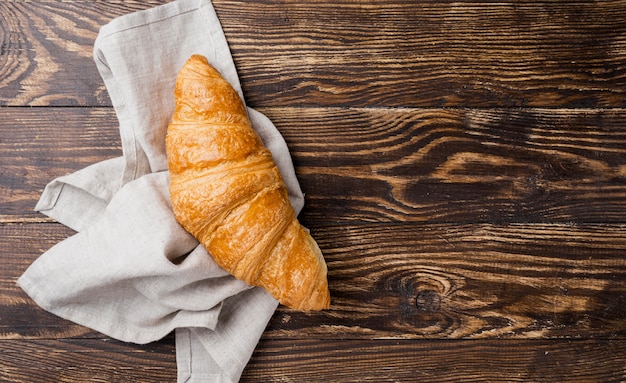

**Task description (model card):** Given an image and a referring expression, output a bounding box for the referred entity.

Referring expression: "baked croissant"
[166,54,330,311]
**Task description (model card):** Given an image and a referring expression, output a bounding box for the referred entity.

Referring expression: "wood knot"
[415,290,441,312]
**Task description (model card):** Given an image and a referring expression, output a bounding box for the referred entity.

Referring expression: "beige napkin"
[18,0,304,381]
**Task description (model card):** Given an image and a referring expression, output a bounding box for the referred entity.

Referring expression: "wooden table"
[2,1,626,381]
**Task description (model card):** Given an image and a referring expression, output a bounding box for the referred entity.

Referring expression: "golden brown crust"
[166,54,330,311]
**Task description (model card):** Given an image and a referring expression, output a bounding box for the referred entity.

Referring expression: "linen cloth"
[18,0,304,381]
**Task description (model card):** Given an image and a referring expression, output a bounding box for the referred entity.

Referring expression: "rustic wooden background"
[1,0,626,381]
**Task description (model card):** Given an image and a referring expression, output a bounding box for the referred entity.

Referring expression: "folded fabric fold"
[19,0,303,381]
[176,287,279,383]
[34,157,125,232]
[21,172,251,344]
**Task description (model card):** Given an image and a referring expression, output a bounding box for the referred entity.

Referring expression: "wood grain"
[281,107,626,223]
[0,1,624,107]
[3,107,626,224]
[0,338,176,383]
[244,338,626,383]
[222,0,626,108]
[1,338,624,383]
[3,222,625,340]
[0,108,121,221]
[2,1,626,381]
[0,1,165,106]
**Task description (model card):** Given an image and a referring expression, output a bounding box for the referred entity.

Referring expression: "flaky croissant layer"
[166,54,330,311]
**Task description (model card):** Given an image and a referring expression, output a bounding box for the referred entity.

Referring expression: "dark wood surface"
[1,1,625,382]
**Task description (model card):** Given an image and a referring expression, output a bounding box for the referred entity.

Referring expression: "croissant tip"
[188,54,208,64]
[285,287,331,311]
[178,54,216,80]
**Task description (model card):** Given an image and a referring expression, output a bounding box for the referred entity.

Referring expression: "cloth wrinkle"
[93,46,140,183]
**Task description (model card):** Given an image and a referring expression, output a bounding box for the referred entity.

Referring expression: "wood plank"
[0,338,624,383]
[244,338,626,383]
[223,0,626,108]
[0,338,176,383]
[3,222,625,340]
[3,107,626,224]
[0,1,624,107]
[280,107,626,224]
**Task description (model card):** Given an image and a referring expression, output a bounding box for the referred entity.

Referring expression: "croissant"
[165,55,330,311]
